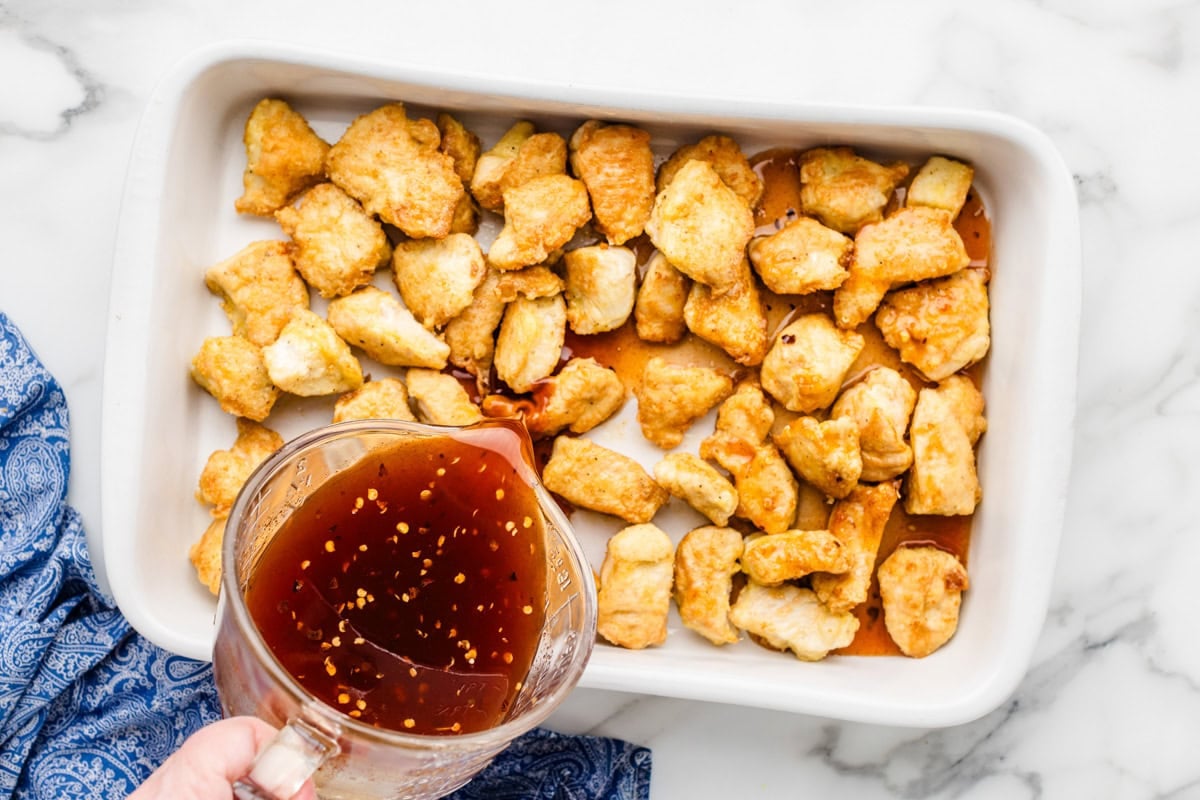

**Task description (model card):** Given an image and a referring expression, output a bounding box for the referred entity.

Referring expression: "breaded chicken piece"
[189,515,228,595]
[332,378,416,423]
[569,120,656,245]
[773,416,861,499]
[405,369,483,426]
[196,418,283,515]
[906,156,974,218]
[445,268,506,385]
[741,529,848,586]
[262,308,363,396]
[326,103,463,239]
[760,314,865,413]
[653,452,739,527]
[495,265,565,301]
[501,132,568,198]
[563,244,637,334]
[878,545,969,658]
[205,240,309,347]
[905,375,986,515]
[191,335,280,422]
[683,259,769,366]
[597,523,675,649]
[729,582,859,661]
[494,294,567,393]
[327,286,450,369]
[635,358,734,449]
[234,98,329,216]
[436,112,481,185]
[448,193,481,236]
[488,175,592,271]
[811,481,900,613]
[541,435,668,524]
[748,216,852,295]
[830,367,917,482]
[656,134,763,210]
[645,159,755,294]
[875,268,991,382]
[634,252,690,344]
[275,183,391,299]
[673,525,744,645]
[392,234,487,330]
[798,146,909,234]
[526,357,626,437]
[698,381,775,474]
[833,206,972,329]
[469,121,535,211]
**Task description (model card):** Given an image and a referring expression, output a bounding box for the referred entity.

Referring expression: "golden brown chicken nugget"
[773,416,862,499]
[470,121,535,211]
[204,240,309,347]
[493,294,567,394]
[563,244,637,335]
[332,378,416,423]
[570,120,656,245]
[811,481,900,614]
[875,268,991,382]
[673,525,744,645]
[235,98,329,216]
[488,175,592,271]
[760,314,864,413]
[542,436,668,524]
[653,452,739,527]
[436,112,482,185]
[729,582,859,661]
[444,268,506,385]
[878,545,969,658]
[500,132,568,198]
[525,357,626,437]
[634,358,734,449]
[189,515,228,596]
[905,375,986,516]
[196,418,283,515]
[741,529,848,586]
[597,523,675,649]
[747,215,852,295]
[798,146,909,234]
[634,252,690,344]
[327,286,450,369]
[405,369,484,426]
[190,335,280,422]
[682,259,769,367]
[830,367,917,482]
[656,134,763,210]
[392,234,487,330]
[262,308,363,396]
[906,156,974,218]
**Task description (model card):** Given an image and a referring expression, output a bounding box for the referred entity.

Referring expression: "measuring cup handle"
[233,716,340,800]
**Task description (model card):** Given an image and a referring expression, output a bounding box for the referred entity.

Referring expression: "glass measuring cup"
[214,418,597,799]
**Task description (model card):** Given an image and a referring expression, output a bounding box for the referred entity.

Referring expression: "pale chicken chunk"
[444,267,505,385]
[326,103,463,239]
[634,358,734,449]
[205,240,309,347]
[597,524,675,649]
[262,309,363,396]
[645,159,755,294]
[656,134,763,210]
[741,529,848,586]
[405,369,484,426]
[683,259,769,366]
[875,268,991,381]
[653,452,739,527]
[327,286,450,369]
[488,175,592,271]
[905,375,986,516]
[798,146,909,234]
[234,98,329,216]
[634,252,690,344]
[493,294,567,393]
[524,357,626,437]
[830,367,917,482]
[392,234,488,330]
[196,418,283,515]
[673,525,744,645]
[542,435,668,524]
[436,112,481,185]
[773,416,862,499]
[569,120,656,245]
[332,378,416,423]
[811,481,900,613]
[275,183,391,299]
[878,545,969,658]
[190,336,280,422]
[729,582,859,661]
[760,314,865,413]
[747,216,852,294]
[189,515,228,595]
[906,156,974,219]
[563,244,637,334]
[833,206,971,329]
[469,121,535,211]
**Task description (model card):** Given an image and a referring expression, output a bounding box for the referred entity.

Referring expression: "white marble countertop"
[4,1,1199,797]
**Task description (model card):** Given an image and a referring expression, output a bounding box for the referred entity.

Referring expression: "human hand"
[128,716,317,800]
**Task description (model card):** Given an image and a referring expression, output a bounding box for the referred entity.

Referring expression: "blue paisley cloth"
[0,312,651,800]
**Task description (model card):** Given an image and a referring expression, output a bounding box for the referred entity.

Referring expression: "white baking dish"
[102,40,1080,727]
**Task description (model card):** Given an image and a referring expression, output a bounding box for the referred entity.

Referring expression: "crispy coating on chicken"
[494,294,567,393]
[262,308,363,396]
[436,112,481,185]
[326,103,463,239]
[773,416,861,499]
[525,357,626,437]
[748,216,852,294]
[488,175,592,271]
[235,98,329,216]
[634,252,690,344]
[196,418,283,515]
[646,159,755,294]
[563,244,637,334]
[683,259,769,366]
[656,134,763,210]
[760,314,865,413]
[906,156,974,219]
[275,183,391,299]
[905,375,986,515]
[500,132,568,197]
[830,367,917,482]
[878,545,969,658]
[205,240,309,347]
[798,146,909,234]
[653,452,739,527]
[729,582,859,661]
[444,267,506,385]
[597,523,675,649]
[699,381,775,473]
[875,268,991,381]
[542,435,668,524]
[741,529,848,586]
[405,369,483,426]
[327,286,450,369]
[569,120,656,245]
[332,378,416,423]
[634,357,734,449]
[191,335,280,422]
[811,481,900,613]
[495,265,565,301]
[673,525,744,645]
[469,121,534,211]
[189,515,228,595]
[392,233,488,330]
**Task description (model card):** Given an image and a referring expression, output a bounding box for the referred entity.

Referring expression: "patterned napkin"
[0,313,651,799]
